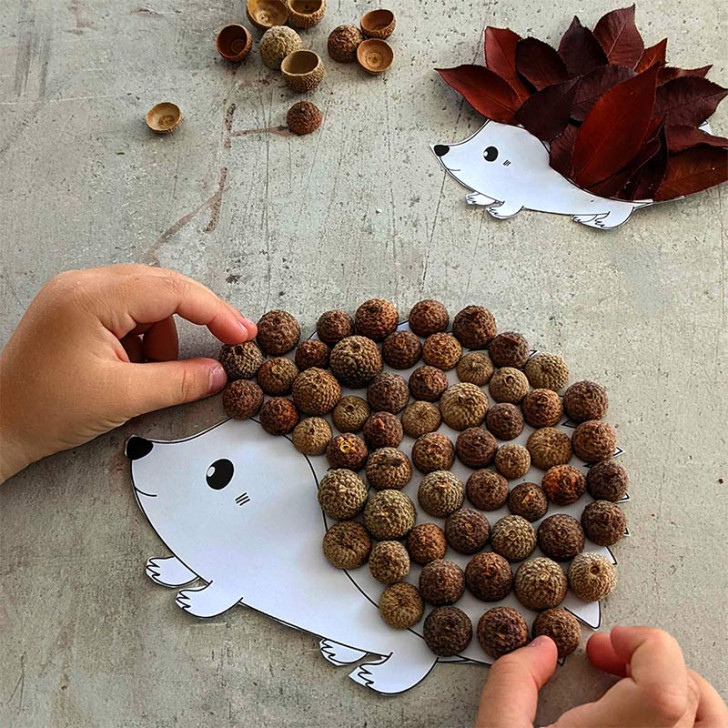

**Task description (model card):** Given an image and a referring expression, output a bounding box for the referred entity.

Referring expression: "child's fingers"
[142,317,179,362]
[690,670,728,726]
[585,631,628,677]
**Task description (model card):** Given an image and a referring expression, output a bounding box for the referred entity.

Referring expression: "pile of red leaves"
[437,5,727,201]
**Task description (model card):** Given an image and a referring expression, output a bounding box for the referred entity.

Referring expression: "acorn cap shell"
[328,25,364,63]
[356,38,393,74]
[286,101,322,135]
[145,102,182,134]
[281,50,325,93]
[286,0,326,28]
[360,8,396,39]
[246,0,288,29]
[216,24,253,62]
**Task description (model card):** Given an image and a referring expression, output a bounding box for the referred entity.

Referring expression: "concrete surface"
[1,0,727,725]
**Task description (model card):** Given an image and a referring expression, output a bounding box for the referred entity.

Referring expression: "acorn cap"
[360,8,396,39]
[286,0,326,29]
[216,24,253,62]
[246,0,288,30]
[328,25,364,63]
[259,26,303,70]
[356,38,393,74]
[286,101,322,135]
[281,50,325,93]
[145,102,182,134]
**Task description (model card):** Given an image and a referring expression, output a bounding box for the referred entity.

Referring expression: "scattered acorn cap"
[355,298,398,341]
[327,24,363,63]
[145,102,182,134]
[422,332,462,371]
[257,357,299,395]
[259,397,300,435]
[256,309,300,354]
[356,38,393,74]
[572,420,617,463]
[445,508,491,555]
[330,335,383,388]
[379,583,423,629]
[568,553,616,602]
[563,380,608,422]
[400,401,441,438]
[360,8,396,39]
[322,521,371,568]
[507,482,548,522]
[326,432,368,470]
[259,25,303,70]
[316,310,354,345]
[490,515,537,562]
[489,332,530,369]
[367,372,409,414]
[524,353,569,392]
[287,100,323,135]
[295,338,329,369]
[489,367,530,404]
[586,460,629,502]
[215,24,253,62]
[532,609,581,658]
[281,50,325,93]
[418,470,464,518]
[477,607,529,658]
[247,0,288,29]
[382,330,422,369]
[286,0,326,29]
[365,447,411,490]
[409,365,448,401]
[411,432,455,473]
[423,606,472,656]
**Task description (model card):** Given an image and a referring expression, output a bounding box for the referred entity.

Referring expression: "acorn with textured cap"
[494,443,531,480]
[466,469,508,511]
[524,352,569,391]
[456,427,498,469]
[489,332,530,368]
[439,382,489,430]
[256,309,300,354]
[489,367,530,404]
[419,559,465,605]
[327,24,363,62]
[379,583,423,629]
[586,460,629,502]
[259,397,299,435]
[507,482,548,522]
[259,25,303,69]
[257,357,299,395]
[477,607,528,658]
[532,609,580,658]
[423,607,472,656]
[411,432,455,473]
[465,552,513,601]
[362,411,403,449]
[526,427,572,470]
[332,395,370,432]
[382,330,422,369]
[368,540,410,584]
[222,380,264,419]
[330,336,383,388]
[408,300,449,337]
[367,372,409,414]
[563,380,608,421]
[316,310,354,345]
[490,515,537,562]
[219,341,263,380]
[292,367,341,415]
[457,351,494,386]
[422,333,462,370]
[355,298,398,341]
[317,469,368,520]
[522,389,563,428]
[485,402,524,440]
[406,523,447,565]
[581,500,626,546]
[326,433,368,470]
[322,521,371,568]
[291,416,331,455]
[295,339,329,369]
[444,509,490,554]
[409,365,448,401]
[542,464,586,505]
[537,514,585,561]
[365,447,411,490]
[287,101,323,135]
[568,553,616,601]
[418,470,464,517]
[401,401,441,438]
[514,557,568,610]
[364,490,416,539]
[572,420,617,463]
[452,305,497,348]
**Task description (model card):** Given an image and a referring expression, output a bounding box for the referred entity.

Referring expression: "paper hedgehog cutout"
[433,5,727,229]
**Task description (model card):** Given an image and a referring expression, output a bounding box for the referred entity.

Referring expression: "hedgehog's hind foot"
[319,639,368,666]
[485,200,523,219]
[348,649,438,694]
[146,556,197,588]
[573,207,634,229]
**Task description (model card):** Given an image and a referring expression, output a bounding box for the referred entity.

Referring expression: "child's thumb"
[124,358,227,416]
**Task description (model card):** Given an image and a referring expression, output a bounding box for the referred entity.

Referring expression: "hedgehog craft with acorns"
[432,5,727,229]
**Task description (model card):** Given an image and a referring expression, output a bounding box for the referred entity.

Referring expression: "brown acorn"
[360,8,396,38]
[286,0,326,28]
[216,24,253,62]
[408,300,449,337]
[281,50,325,93]
[356,38,393,74]
[328,25,363,63]
[355,298,398,341]
[246,0,288,29]
[146,102,183,134]
[287,101,323,135]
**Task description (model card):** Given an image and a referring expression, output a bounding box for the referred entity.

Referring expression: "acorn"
[291,416,331,455]
[489,332,530,369]
[316,310,354,345]
[411,432,455,473]
[490,515,537,562]
[507,482,548,522]
[563,381,608,422]
[259,397,299,435]
[514,558,568,610]
[439,382,489,430]
[532,609,580,658]
[537,514,585,561]
[521,389,563,428]
[406,523,447,565]
[466,469,508,511]
[145,102,182,134]
[281,50,325,93]
[360,8,396,38]
[408,300,449,337]
[401,401,441,438]
[456,427,498,469]
[330,336,383,388]
[362,411,403,449]
[367,372,409,414]
[326,433,368,470]
[246,0,288,30]
[418,470,464,518]
[356,39,394,74]
[457,351,495,386]
[542,464,587,505]
[581,500,626,546]
[256,357,299,395]
[368,540,410,584]
[215,24,253,62]
[332,395,370,432]
[287,101,323,135]
[477,607,529,658]
[494,444,531,480]
[465,552,513,601]
[328,25,364,63]
[485,402,524,440]
[286,0,326,29]
[409,365,448,401]
[572,421,617,463]
[365,447,411,490]
[256,309,300,355]
[587,460,629,502]
[422,333,462,371]
[364,490,416,539]
[379,583,423,629]
[382,330,422,370]
[259,26,303,70]
[489,367,529,404]
[317,469,368,520]
[524,353,569,391]
[419,559,465,606]
[355,298,398,341]
[423,607,472,656]
[452,305,497,349]
[526,427,572,470]
[219,341,263,380]
[322,521,371,568]
[292,367,341,415]
[222,380,264,419]
[568,553,616,602]
[294,339,329,370]
[445,509,491,554]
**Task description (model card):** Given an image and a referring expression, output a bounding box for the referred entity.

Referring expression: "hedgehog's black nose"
[433,144,449,157]
[125,436,154,461]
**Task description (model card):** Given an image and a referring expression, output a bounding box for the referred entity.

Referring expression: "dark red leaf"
[644,115,665,143]
[666,125,728,153]
[571,65,659,187]
[516,80,577,142]
[636,39,667,73]
[654,146,728,200]
[572,64,635,121]
[484,27,530,101]
[658,65,711,85]
[655,77,727,126]
[515,37,569,90]
[558,16,608,78]
[550,123,579,178]
[619,128,669,199]
[593,4,644,69]
[436,65,521,123]
[591,135,661,198]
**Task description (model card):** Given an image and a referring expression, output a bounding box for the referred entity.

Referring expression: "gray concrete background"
[1,0,727,725]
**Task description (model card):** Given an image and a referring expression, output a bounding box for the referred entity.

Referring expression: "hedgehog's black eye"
[206,459,234,490]
[483,146,499,162]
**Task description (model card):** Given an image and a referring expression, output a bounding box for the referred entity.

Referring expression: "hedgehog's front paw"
[486,201,523,219]
[175,582,242,618]
[320,639,368,666]
[466,192,496,206]
[348,651,438,694]
[146,556,197,588]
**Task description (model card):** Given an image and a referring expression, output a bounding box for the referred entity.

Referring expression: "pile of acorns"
[219,299,628,661]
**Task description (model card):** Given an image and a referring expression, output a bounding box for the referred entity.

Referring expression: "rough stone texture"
[1,2,727,725]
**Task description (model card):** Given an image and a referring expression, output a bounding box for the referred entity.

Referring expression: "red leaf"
[436,65,521,123]
[655,77,728,126]
[593,4,644,69]
[558,16,608,78]
[572,64,635,121]
[658,65,711,85]
[484,27,530,101]
[654,146,728,200]
[591,135,661,198]
[666,125,728,153]
[516,80,577,142]
[619,128,669,199]
[550,123,579,177]
[571,65,659,187]
[636,39,667,73]
[516,37,569,91]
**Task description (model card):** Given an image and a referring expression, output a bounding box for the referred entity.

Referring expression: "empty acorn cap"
[356,38,393,74]
[360,8,396,39]
[286,0,326,29]
[281,49,324,93]
[215,24,253,62]
[246,0,288,29]
[145,102,182,134]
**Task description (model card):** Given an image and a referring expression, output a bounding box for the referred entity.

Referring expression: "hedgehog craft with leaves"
[432,5,727,229]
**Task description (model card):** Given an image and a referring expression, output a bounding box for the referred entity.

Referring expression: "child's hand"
[0,265,256,482]
[475,625,726,727]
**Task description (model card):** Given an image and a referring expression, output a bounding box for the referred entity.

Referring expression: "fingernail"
[209,364,227,393]
[529,636,553,649]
